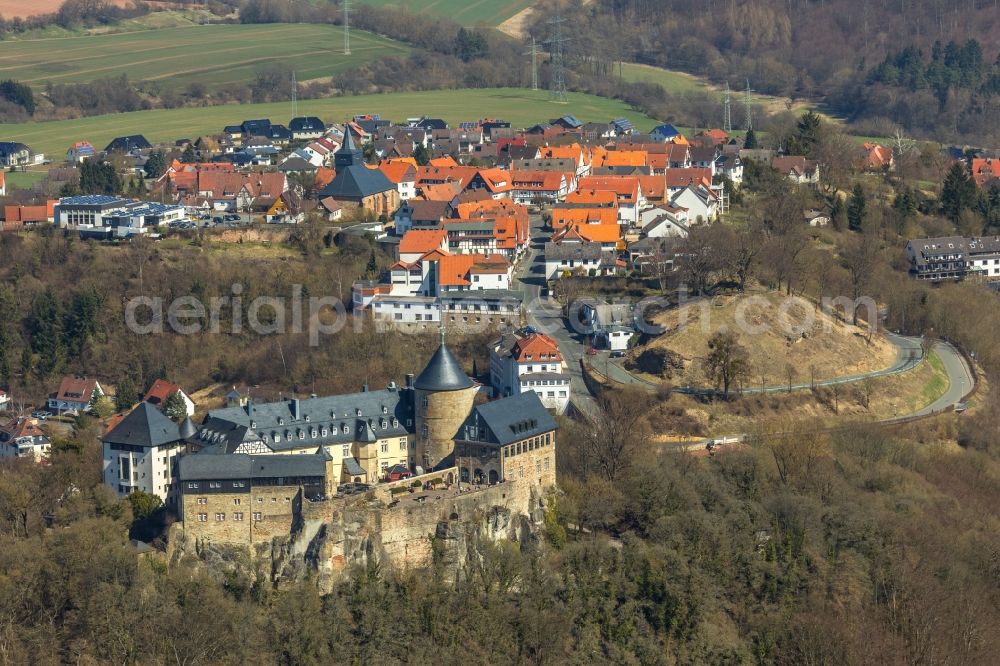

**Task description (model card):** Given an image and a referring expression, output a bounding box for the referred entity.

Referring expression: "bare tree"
[580,387,653,483]
[786,363,796,392]
[841,234,880,326]
[702,329,750,399]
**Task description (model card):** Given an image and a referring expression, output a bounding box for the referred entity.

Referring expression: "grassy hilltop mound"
[628,290,897,388]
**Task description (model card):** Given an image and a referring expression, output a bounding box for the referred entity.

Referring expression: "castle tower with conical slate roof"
[413,327,475,472]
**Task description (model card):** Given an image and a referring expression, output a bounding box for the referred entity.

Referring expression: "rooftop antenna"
[343,0,351,55]
[723,81,732,133]
[744,79,753,131]
[524,36,539,91]
[292,70,298,118]
[546,4,569,103]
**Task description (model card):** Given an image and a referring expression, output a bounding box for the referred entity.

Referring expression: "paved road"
[512,220,974,429]
[603,332,926,396]
[514,215,598,417]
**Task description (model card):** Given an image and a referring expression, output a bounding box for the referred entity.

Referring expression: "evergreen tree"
[941,162,978,221]
[161,391,188,423]
[366,250,378,278]
[143,149,167,179]
[180,144,197,164]
[64,288,103,363]
[115,376,138,412]
[847,184,867,231]
[412,144,430,166]
[19,347,31,383]
[830,195,847,231]
[743,127,757,149]
[27,288,64,377]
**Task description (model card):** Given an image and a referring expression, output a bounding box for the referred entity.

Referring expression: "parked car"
[610,350,625,358]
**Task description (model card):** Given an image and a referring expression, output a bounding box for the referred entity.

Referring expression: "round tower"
[414,340,475,472]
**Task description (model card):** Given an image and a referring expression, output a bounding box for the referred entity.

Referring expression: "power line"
[546,5,569,103]
[723,81,732,133]
[524,36,539,91]
[343,0,351,55]
[744,79,753,131]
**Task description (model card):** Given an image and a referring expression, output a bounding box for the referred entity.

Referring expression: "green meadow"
[0,88,658,159]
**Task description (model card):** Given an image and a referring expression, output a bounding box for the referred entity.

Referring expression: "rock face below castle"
[171,478,550,592]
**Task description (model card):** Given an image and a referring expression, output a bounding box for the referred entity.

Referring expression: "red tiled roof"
[54,377,98,404]
[143,379,185,406]
[512,333,563,363]
[399,229,447,254]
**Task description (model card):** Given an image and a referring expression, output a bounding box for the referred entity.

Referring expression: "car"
[213,216,223,224]
[609,350,625,358]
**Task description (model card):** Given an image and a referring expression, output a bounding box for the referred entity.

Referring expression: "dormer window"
[321,428,328,437]
[382,406,388,414]
[310,429,317,438]
[278,418,284,426]
[250,421,256,429]
[305,415,311,422]
[392,418,398,427]
[342,424,349,434]
[356,409,362,417]
[298,431,305,440]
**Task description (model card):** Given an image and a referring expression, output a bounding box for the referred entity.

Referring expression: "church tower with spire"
[413,326,475,472]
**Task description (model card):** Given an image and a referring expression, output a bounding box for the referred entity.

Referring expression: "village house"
[379,160,418,201]
[576,176,645,226]
[394,199,453,235]
[0,141,35,166]
[104,135,151,154]
[578,300,636,351]
[0,417,51,462]
[508,170,573,204]
[772,156,821,185]
[970,158,1000,189]
[48,377,103,414]
[289,116,326,141]
[66,141,96,163]
[489,331,571,413]
[545,240,610,279]
[143,379,196,417]
[862,143,894,171]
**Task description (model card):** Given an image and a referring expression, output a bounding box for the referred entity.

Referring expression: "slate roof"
[104,135,151,153]
[198,388,415,453]
[545,241,605,262]
[178,452,328,481]
[414,343,473,392]
[320,132,395,200]
[289,116,325,133]
[103,402,182,449]
[457,392,557,446]
[343,457,366,476]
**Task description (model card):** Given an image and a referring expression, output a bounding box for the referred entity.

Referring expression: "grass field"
[618,63,714,96]
[0,23,409,92]
[360,0,536,26]
[0,88,657,158]
[3,171,47,190]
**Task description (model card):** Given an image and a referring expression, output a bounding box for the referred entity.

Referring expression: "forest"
[528,0,1000,143]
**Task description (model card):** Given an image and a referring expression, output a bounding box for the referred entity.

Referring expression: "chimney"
[361,383,368,393]
[245,399,254,418]
[291,398,301,420]
[405,373,415,388]
[388,381,397,391]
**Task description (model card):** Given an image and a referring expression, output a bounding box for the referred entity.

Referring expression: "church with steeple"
[317,128,399,217]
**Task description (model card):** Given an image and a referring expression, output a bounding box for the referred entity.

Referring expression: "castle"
[174,339,558,547]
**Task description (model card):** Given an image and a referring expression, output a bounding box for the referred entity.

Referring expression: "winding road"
[514,214,976,430]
